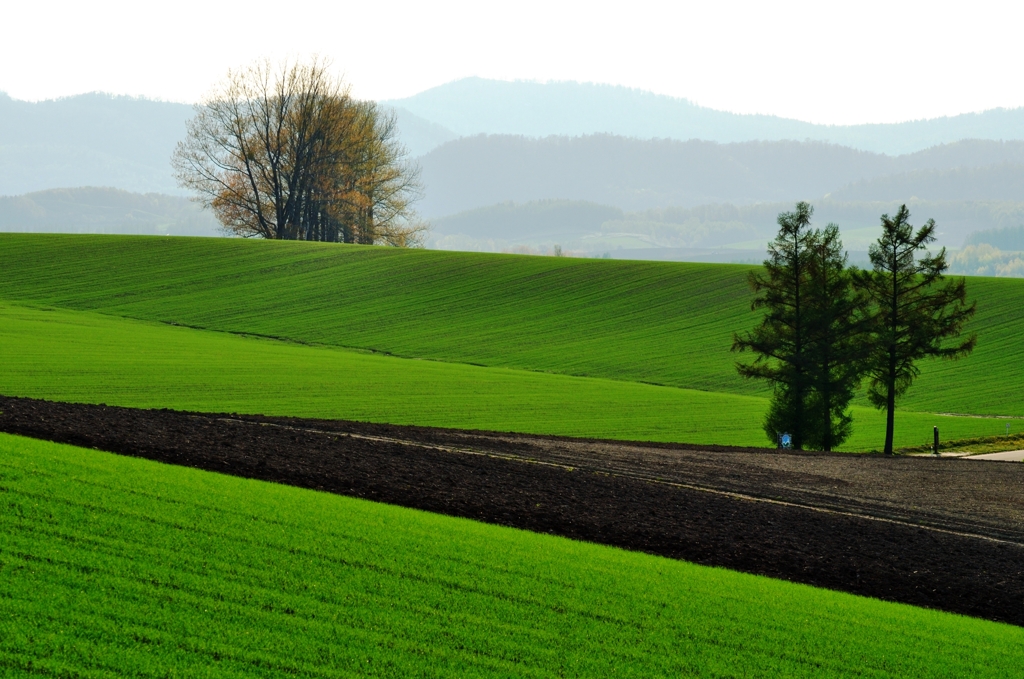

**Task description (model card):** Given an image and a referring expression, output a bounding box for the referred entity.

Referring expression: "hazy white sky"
[2,0,1021,125]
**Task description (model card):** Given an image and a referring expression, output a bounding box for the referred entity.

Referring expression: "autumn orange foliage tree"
[173,58,424,246]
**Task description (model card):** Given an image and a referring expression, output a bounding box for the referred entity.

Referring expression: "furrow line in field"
[218,417,1024,548]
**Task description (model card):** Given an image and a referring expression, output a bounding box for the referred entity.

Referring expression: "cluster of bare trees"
[173,59,424,246]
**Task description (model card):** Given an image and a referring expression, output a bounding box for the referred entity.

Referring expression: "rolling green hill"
[3,433,1022,676]
[2,302,1004,450]
[0,234,766,397]
[2,233,1023,422]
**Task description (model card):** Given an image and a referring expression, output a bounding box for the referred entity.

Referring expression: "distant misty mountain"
[6,84,1024,207]
[417,135,1024,218]
[0,187,221,237]
[390,107,458,157]
[418,135,876,216]
[0,92,193,196]
[385,78,1024,156]
[6,84,1024,263]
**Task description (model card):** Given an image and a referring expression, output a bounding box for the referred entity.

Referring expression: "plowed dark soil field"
[2,395,1022,626]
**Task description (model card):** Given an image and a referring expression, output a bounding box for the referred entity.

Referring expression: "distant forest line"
[430,198,1024,264]
[0,187,220,237]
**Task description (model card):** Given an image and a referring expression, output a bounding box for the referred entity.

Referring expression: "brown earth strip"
[1,395,1022,626]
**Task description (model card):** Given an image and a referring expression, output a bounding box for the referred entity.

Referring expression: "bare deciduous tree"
[173,58,425,246]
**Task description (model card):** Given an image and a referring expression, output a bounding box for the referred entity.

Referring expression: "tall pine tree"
[853,205,976,455]
[735,204,870,450]
[802,224,871,451]
[733,203,815,449]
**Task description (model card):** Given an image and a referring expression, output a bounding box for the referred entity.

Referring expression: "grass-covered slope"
[0,303,1011,450]
[2,234,1022,418]
[3,432,1022,677]
[0,234,757,395]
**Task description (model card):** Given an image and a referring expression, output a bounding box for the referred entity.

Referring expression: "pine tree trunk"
[884,345,897,455]
[823,389,832,452]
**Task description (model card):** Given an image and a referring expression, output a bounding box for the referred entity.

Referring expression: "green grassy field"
[2,235,1024,450]
[1,302,1012,450]
[3,234,1022,419]
[3,432,1022,677]
[0,234,758,396]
